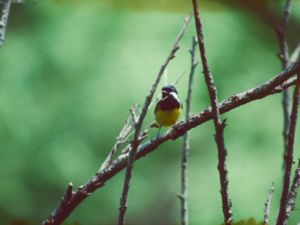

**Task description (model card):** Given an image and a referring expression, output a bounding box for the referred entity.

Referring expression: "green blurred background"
[0,0,300,224]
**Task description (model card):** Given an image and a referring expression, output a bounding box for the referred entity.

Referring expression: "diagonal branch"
[178,36,198,225]
[277,75,300,225]
[283,159,300,225]
[263,183,275,225]
[117,14,192,225]
[191,0,233,224]
[0,0,11,46]
[41,63,300,225]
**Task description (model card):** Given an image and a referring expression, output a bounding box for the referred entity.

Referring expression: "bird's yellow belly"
[155,108,181,127]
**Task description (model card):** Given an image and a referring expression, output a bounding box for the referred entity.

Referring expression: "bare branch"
[172,71,187,86]
[276,0,292,68]
[289,41,300,66]
[263,183,275,225]
[277,75,300,225]
[129,104,139,124]
[191,1,233,224]
[41,63,300,225]
[276,0,293,170]
[118,15,192,225]
[283,159,300,225]
[99,115,133,171]
[179,36,198,225]
[0,0,11,46]
[42,183,73,225]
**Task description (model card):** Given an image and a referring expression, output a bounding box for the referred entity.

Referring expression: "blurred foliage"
[0,0,300,225]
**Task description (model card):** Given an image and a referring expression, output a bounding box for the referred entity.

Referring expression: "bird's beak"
[162,90,168,95]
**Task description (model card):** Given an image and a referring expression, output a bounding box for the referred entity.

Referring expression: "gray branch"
[288,42,300,66]
[283,159,300,225]
[263,183,275,225]
[179,36,198,225]
[0,0,11,46]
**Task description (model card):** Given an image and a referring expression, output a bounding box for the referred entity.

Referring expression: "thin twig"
[277,75,300,225]
[263,183,275,225]
[0,0,11,46]
[172,70,187,86]
[191,1,233,224]
[276,0,293,170]
[99,114,133,171]
[42,64,300,225]
[178,36,198,225]
[163,68,168,86]
[288,41,300,66]
[283,159,300,225]
[118,15,192,225]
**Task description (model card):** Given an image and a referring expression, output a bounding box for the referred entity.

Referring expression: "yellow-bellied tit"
[154,85,182,131]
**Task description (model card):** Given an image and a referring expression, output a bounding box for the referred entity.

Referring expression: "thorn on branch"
[177,193,185,201]
[221,119,227,129]
[170,46,180,60]
[63,182,73,204]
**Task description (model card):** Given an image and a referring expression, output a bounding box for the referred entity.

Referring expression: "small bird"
[154,85,182,133]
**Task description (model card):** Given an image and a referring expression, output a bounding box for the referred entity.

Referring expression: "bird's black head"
[161,85,178,97]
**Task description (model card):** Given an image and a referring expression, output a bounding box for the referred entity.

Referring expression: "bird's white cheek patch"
[170,92,181,103]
